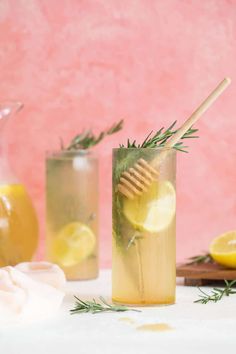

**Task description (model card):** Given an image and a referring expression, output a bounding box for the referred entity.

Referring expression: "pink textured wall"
[0,0,235,267]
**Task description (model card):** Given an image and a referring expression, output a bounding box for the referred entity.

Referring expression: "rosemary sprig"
[70,296,141,314]
[119,120,198,152]
[66,119,123,150]
[187,253,214,265]
[194,280,236,304]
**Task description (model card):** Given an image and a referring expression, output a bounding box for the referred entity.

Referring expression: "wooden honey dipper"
[118,77,231,199]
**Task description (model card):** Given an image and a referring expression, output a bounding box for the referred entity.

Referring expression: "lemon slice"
[210,231,236,268]
[123,180,176,233]
[52,222,96,267]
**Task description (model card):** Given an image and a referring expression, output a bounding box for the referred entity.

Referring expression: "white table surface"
[1,269,236,354]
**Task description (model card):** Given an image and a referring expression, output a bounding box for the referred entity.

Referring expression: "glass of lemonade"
[112,148,176,305]
[46,150,98,280]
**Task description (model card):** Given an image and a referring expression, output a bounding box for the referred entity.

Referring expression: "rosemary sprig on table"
[194,280,236,304]
[66,119,123,150]
[70,296,140,314]
[119,120,198,152]
[187,253,214,265]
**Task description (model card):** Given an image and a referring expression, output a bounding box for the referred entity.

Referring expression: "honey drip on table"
[119,317,136,325]
[137,323,172,332]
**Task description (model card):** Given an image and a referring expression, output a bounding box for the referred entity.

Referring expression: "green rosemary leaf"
[185,128,198,134]
[104,120,121,134]
[70,296,141,314]
[140,130,154,147]
[166,120,177,131]
[174,147,188,153]
[66,119,123,150]
[187,253,214,265]
[181,136,199,140]
[59,137,64,150]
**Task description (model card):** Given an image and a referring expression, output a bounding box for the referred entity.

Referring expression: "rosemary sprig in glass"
[113,120,199,249]
[187,253,214,265]
[66,119,123,150]
[119,120,199,152]
[194,280,236,304]
[70,296,141,314]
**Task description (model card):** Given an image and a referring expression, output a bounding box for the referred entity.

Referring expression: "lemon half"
[52,222,96,267]
[210,231,236,268]
[123,180,176,233]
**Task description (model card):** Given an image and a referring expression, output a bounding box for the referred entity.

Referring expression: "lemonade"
[46,150,98,280]
[0,184,38,266]
[112,148,176,305]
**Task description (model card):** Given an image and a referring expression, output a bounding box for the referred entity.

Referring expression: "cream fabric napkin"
[0,262,66,326]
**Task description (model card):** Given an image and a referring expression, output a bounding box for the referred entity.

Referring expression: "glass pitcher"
[0,101,38,266]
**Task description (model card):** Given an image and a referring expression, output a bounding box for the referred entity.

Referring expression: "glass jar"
[46,150,99,280]
[112,148,176,305]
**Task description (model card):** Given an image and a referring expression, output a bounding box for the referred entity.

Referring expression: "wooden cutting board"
[176,263,236,286]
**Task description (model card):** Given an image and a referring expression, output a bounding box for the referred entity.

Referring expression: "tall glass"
[46,150,98,280]
[112,148,176,305]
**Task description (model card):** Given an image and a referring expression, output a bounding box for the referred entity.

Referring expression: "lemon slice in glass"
[52,222,96,267]
[123,180,176,233]
[210,231,236,268]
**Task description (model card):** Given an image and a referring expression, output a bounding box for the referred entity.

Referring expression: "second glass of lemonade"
[112,148,176,305]
[46,150,98,280]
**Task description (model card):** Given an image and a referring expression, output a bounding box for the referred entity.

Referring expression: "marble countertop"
[1,270,236,354]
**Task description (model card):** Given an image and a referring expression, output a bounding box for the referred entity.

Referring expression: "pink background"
[0,0,235,267]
